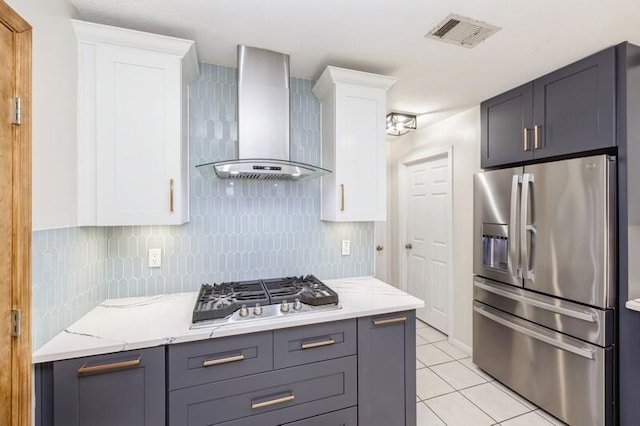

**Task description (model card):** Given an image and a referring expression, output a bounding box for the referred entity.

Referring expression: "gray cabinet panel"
[273,319,356,369]
[168,331,273,390]
[169,355,357,426]
[533,47,615,159]
[282,407,357,426]
[481,46,616,169]
[481,83,534,168]
[53,346,165,426]
[358,311,416,426]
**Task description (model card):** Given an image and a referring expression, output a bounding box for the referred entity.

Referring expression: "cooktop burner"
[191,275,340,328]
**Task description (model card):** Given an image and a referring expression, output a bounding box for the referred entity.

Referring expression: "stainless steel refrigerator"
[473,154,616,426]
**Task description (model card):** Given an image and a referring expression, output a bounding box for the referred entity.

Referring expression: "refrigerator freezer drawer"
[473,301,613,426]
[474,276,613,346]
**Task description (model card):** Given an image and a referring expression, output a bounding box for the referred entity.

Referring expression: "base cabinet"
[358,311,416,426]
[51,347,165,426]
[283,407,358,425]
[36,312,417,426]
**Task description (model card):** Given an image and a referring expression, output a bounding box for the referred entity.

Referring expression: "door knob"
[376,245,384,251]
[405,243,413,249]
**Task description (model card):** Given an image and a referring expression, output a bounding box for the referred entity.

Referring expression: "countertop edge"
[32,277,424,364]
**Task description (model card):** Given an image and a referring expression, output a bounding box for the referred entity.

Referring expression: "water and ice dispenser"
[481,223,509,271]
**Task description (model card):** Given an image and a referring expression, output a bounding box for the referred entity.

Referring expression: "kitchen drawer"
[273,319,356,369]
[282,407,357,426]
[473,301,613,426]
[167,331,273,390]
[168,355,357,426]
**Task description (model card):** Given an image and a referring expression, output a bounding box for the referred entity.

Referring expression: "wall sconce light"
[386,112,417,136]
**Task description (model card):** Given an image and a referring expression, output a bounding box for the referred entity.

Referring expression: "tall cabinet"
[73,20,198,226]
[312,67,396,222]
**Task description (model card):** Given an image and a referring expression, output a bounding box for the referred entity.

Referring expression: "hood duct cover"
[196,45,330,180]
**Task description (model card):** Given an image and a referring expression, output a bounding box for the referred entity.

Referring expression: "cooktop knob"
[293,298,302,310]
[253,303,263,316]
[239,304,249,317]
[280,300,290,313]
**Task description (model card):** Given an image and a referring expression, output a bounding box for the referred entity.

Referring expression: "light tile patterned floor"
[415,319,567,426]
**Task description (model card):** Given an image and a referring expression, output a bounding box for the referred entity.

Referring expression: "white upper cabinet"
[313,67,396,222]
[73,20,198,226]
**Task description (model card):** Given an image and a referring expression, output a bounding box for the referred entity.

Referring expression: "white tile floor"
[415,319,567,426]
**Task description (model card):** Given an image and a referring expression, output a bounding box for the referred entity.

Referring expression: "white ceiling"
[70,0,640,127]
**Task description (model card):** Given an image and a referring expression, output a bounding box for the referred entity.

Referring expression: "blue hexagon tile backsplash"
[31,64,375,350]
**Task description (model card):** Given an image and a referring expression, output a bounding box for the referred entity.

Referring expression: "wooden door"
[0,2,32,425]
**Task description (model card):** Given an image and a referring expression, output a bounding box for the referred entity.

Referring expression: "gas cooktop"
[191,275,341,328]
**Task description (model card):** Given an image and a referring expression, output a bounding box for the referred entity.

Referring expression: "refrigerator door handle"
[473,279,598,322]
[473,304,596,360]
[509,175,522,280]
[521,173,535,281]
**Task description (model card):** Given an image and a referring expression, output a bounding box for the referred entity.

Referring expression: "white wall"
[388,106,480,349]
[7,0,78,230]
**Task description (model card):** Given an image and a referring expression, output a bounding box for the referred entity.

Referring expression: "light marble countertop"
[33,276,424,364]
[626,299,640,312]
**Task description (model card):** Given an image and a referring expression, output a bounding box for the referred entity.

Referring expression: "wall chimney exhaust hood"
[196,45,330,180]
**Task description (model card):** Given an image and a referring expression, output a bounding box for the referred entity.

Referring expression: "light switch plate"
[341,240,351,256]
[148,248,162,268]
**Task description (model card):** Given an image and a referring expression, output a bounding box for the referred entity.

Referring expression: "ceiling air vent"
[426,14,500,48]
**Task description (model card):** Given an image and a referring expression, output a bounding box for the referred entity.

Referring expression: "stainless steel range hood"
[196,45,330,180]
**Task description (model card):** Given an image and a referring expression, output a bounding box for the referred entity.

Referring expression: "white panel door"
[406,156,451,332]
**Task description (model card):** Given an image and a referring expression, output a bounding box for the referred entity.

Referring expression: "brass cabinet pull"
[372,316,407,326]
[169,179,175,213]
[202,353,245,367]
[301,338,336,350]
[251,393,295,409]
[340,184,345,211]
[77,357,141,375]
[523,128,530,151]
[533,125,541,150]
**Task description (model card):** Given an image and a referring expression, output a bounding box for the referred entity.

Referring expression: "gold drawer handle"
[372,316,407,326]
[301,338,336,350]
[203,353,245,367]
[251,393,295,409]
[77,357,141,375]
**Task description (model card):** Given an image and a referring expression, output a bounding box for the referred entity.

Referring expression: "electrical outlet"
[341,240,351,256]
[148,248,162,268]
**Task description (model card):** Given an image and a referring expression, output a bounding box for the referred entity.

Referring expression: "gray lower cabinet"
[169,356,357,426]
[52,346,165,426]
[358,311,416,426]
[39,311,418,426]
[167,330,273,390]
[282,407,358,425]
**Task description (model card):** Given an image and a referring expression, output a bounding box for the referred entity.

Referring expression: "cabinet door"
[53,347,165,426]
[358,311,416,426]
[96,44,185,225]
[481,83,534,168]
[533,47,615,159]
[333,83,386,221]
